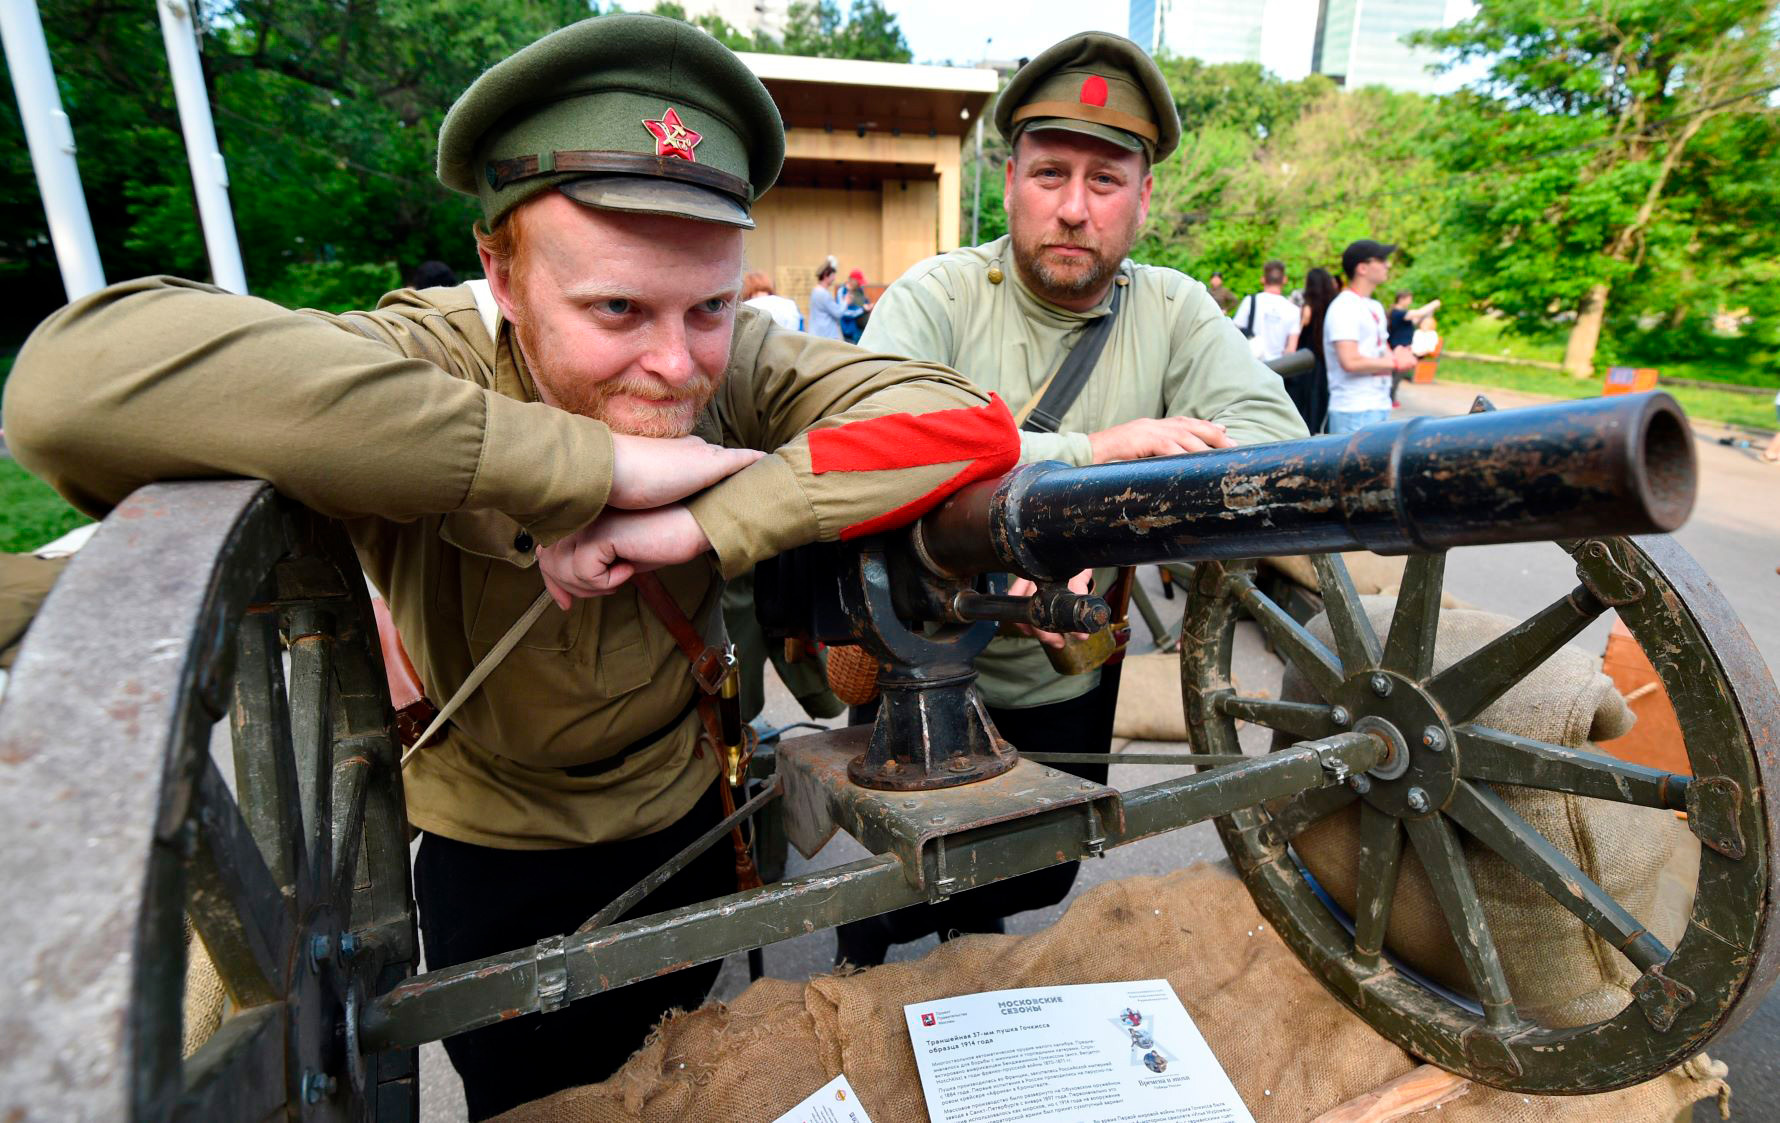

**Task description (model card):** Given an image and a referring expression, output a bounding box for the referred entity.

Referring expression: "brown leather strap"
[632,572,730,694]
[1011,100,1160,142]
[485,149,751,200]
[631,573,762,892]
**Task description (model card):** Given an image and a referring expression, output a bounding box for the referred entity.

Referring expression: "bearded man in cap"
[4,14,1020,1117]
[843,31,1307,968]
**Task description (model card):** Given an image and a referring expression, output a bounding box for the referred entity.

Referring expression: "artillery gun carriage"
[1,390,1774,1120]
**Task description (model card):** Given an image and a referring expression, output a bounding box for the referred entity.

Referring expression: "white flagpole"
[0,0,106,300]
[156,0,247,293]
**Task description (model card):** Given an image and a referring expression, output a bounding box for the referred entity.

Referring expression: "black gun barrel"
[917,391,1695,581]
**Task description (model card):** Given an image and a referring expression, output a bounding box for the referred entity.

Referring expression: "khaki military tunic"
[6,277,998,848]
[859,235,1309,709]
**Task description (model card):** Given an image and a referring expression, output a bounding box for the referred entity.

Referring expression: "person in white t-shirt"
[1324,239,1416,434]
[1232,260,1301,362]
[741,270,802,331]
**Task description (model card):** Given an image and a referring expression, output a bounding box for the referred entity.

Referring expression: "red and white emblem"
[643,106,702,162]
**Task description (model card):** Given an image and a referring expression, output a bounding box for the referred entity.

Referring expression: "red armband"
[808,394,1019,540]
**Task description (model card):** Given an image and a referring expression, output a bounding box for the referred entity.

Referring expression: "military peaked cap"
[438,13,786,229]
[994,32,1181,163]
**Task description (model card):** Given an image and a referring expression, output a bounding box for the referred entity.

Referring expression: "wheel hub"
[1335,670,1457,819]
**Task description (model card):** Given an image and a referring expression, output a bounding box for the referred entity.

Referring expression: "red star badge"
[643,107,702,162]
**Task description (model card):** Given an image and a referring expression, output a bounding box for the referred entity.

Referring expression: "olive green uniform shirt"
[6,277,997,848]
[859,236,1308,708]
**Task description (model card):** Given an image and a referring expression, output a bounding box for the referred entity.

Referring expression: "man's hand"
[608,434,765,510]
[1390,345,1418,373]
[1007,570,1094,650]
[1088,416,1234,464]
[538,506,711,608]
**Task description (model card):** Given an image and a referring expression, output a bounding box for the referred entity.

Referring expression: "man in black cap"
[1324,239,1417,433]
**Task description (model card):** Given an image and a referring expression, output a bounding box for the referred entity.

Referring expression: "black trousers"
[413,782,734,1120]
[835,663,1124,962]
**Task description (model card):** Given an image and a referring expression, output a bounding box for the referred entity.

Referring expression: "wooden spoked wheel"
[0,481,416,1120]
[1180,536,1779,1093]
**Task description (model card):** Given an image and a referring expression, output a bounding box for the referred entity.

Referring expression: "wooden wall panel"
[744,186,883,317]
[880,178,939,284]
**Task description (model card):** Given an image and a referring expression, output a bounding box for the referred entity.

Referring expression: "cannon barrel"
[917,391,1695,581]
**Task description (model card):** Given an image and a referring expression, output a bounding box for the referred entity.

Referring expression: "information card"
[903,980,1254,1123]
[770,1073,875,1123]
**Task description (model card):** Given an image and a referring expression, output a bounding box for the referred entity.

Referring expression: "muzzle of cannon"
[805,392,1697,793]
[916,390,1694,581]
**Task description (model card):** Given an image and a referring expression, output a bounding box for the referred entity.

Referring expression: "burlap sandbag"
[181,918,228,1058]
[500,865,1724,1123]
[1285,598,1698,1029]
[1111,652,1190,742]
[1261,552,1430,599]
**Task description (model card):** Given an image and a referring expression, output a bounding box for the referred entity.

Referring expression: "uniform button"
[987,265,1004,284]
[514,529,534,553]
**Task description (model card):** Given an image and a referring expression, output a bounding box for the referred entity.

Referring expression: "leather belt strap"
[1011,100,1160,143]
[631,572,732,694]
[560,694,700,778]
[484,149,751,200]
[631,572,762,892]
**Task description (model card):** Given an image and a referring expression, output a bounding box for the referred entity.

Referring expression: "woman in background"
[742,271,801,331]
[807,257,844,339]
[1294,267,1338,433]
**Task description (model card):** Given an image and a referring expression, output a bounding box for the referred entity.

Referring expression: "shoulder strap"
[1241,293,1259,337]
[631,572,731,694]
[1019,279,1126,434]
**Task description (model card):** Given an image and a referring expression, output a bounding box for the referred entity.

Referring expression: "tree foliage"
[0,0,912,342]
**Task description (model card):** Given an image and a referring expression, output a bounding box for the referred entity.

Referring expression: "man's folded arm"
[1164,285,1310,446]
[4,277,615,541]
[687,316,1017,578]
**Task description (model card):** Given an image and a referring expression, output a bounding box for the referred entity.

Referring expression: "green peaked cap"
[437,13,786,229]
[994,31,1180,163]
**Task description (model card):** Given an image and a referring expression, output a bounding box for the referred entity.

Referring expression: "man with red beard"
[844,31,1307,967]
[3,15,1017,1117]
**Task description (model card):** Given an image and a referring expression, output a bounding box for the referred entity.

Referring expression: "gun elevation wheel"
[0,481,417,1121]
[1181,538,1778,1094]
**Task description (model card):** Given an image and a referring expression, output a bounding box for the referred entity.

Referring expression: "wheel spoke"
[1231,575,1344,700]
[1270,783,1357,843]
[1459,726,1687,809]
[1212,692,1338,741]
[330,734,380,910]
[1426,584,1608,724]
[1352,803,1404,969]
[229,612,302,897]
[1311,554,1382,675]
[188,758,293,1007]
[176,1003,288,1120]
[1446,781,1670,973]
[286,606,336,887]
[1381,553,1446,681]
[1404,813,1518,1031]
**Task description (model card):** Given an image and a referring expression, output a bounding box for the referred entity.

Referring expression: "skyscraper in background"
[1128,0,1162,54]
[1130,0,1459,92]
[1312,0,1450,93]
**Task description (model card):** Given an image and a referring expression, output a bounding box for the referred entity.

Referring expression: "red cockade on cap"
[1080,75,1109,107]
[808,395,1020,540]
[643,107,702,161]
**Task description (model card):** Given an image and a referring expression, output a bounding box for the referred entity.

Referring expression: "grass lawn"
[1441,318,1779,391]
[0,457,91,554]
[1432,357,1778,432]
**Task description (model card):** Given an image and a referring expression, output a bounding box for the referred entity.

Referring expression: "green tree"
[782,0,912,63]
[0,0,595,331]
[1418,0,1780,375]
